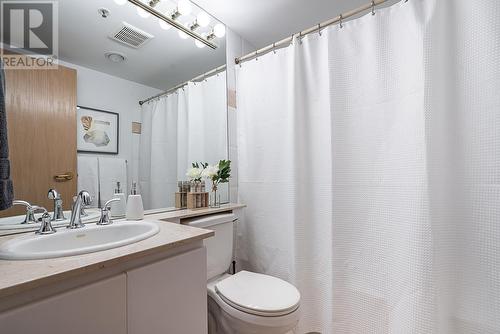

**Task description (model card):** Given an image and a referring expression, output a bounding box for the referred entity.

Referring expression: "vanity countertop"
[0,203,245,299]
[146,203,246,222]
[0,219,213,299]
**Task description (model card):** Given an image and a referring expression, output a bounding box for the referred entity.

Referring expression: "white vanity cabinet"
[127,246,208,334]
[0,246,208,334]
[0,274,127,334]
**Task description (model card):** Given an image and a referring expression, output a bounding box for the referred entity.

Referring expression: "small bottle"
[111,181,127,217]
[126,182,144,220]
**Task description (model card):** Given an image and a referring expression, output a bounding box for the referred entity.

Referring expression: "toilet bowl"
[185,214,301,334]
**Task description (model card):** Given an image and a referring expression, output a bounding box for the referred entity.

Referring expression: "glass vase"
[210,185,220,208]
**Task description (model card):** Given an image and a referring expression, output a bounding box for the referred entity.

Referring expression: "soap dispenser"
[126,181,144,220]
[110,181,127,217]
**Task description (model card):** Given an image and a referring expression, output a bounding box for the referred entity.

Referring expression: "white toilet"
[186,213,301,334]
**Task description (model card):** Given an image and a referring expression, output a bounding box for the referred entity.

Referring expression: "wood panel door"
[1,65,77,217]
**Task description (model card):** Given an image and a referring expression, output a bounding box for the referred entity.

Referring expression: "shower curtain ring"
[254,50,258,61]
[318,23,322,36]
[371,0,376,15]
[273,43,276,54]
[339,14,343,28]
[298,31,303,44]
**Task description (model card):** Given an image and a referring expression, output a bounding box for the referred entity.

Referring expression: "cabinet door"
[127,247,208,334]
[0,274,127,334]
[1,65,77,217]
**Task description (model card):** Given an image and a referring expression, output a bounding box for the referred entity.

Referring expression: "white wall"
[225,28,255,202]
[60,60,162,194]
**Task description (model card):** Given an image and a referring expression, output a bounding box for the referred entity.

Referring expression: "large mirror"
[0,0,228,235]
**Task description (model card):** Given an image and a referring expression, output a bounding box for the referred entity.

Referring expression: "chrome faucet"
[68,190,92,229]
[97,198,120,226]
[47,189,65,221]
[36,208,56,235]
[73,195,90,217]
[12,200,37,224]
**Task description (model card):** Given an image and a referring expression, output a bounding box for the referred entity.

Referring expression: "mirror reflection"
[0,0,228,234]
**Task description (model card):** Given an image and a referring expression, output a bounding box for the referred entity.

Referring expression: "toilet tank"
[185,213,235,280]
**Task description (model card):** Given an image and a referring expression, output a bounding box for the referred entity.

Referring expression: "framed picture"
[77,106,119,154]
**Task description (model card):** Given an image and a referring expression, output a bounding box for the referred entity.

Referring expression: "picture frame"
[77,106,119,154]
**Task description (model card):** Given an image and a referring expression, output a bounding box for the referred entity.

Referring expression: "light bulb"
[159,19,171,30]
[178,30,188,39]
[195,40,205,48]
[177,0,192,16]
[114,0,127,5]
[213,23,225,38]
[137,7,150,18]
[196,12,210,27]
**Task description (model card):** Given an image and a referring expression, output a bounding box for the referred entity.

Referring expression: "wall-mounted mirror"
[0,0,228,235]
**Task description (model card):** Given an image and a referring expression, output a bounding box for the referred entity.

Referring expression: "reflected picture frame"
[77,106,119,154]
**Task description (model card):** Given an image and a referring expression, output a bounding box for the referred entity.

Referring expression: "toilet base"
[207,292,299,334]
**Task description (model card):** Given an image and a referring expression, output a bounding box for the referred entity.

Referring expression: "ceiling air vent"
[110,22,154,49]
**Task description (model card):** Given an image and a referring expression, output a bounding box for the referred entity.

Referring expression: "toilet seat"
[215,271,300,317]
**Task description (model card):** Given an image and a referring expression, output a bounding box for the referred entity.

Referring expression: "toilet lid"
[215,271,300,317]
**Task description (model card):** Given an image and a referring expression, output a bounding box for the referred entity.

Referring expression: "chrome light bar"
[127,0,218,49]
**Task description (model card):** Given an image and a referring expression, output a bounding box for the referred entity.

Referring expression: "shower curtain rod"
[235,0,392,65]
[139,64,227,105]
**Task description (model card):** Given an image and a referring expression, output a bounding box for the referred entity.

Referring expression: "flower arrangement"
[186,162,209,182]
[204,160,231,192]
[186,160,231,207]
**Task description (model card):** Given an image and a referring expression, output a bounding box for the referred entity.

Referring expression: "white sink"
[0,221,160,260]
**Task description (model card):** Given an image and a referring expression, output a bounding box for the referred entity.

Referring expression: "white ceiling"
[193,0,399,49]
[59,0,400,90]
[59,0,226,90]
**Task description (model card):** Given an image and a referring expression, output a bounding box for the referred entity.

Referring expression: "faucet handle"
[98,198,120,226]
[36,211,56,235]
[47,189,60,200]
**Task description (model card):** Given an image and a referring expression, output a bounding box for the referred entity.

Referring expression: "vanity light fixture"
[137,6,151,18]
[196,12,210,27]
[188,12,210,31]
[125,0,217,49]
[195,33,207,48]
[149,0,161,7]
[178,29,188,39]
[213,23,226,38]
[159,19,172,30]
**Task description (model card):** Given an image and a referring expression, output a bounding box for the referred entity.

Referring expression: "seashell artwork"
[81,116,93,131]
[77,107,118,154]
[83,130,111,147]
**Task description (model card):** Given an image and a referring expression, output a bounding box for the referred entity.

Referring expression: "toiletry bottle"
[126,182,144,220]
[111,181,127,217]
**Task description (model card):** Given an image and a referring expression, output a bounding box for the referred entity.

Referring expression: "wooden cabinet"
[0,274,127,334]
[127,247,208,334]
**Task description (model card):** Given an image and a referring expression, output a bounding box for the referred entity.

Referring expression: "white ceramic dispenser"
[126,182,144,220]
[110,181,127,217]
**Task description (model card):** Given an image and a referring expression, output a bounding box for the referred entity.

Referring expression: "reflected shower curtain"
[236,0,500,333]
[139,72,227,209]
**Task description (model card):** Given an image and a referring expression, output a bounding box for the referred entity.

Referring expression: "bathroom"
[0,0,498,333]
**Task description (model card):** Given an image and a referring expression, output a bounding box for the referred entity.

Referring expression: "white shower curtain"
[236,1,500,333]
[139,71,228,209]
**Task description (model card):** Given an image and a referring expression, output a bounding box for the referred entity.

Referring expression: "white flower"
[202,164,219,179]
[186,167,202,180]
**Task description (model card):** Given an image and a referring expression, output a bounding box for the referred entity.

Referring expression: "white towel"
[98,157,127,207]
[77,156,99,207]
